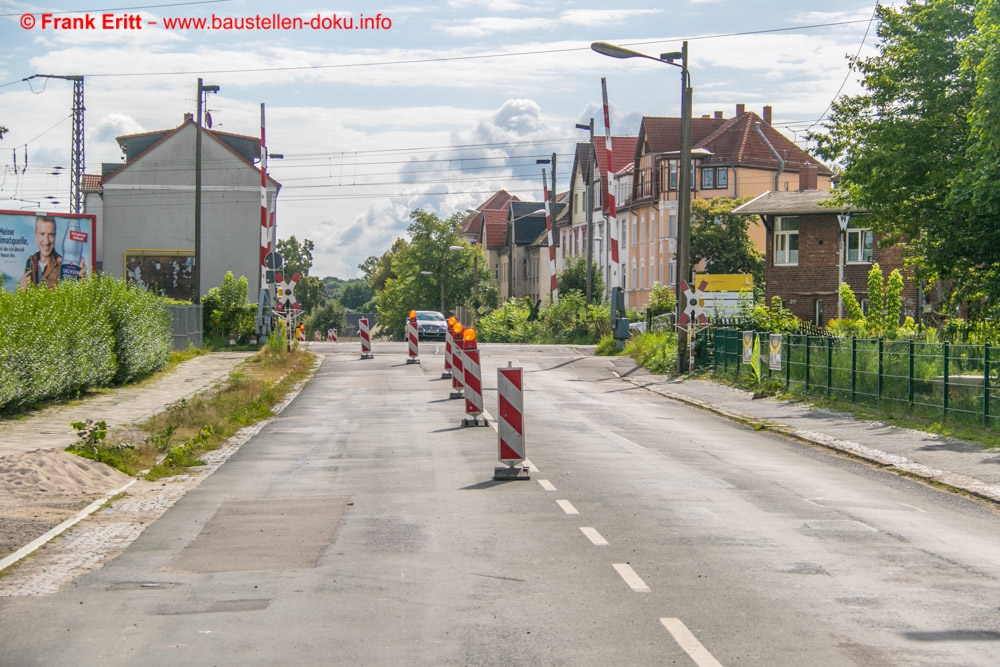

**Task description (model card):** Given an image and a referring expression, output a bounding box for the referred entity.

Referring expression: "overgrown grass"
[67,348,315,479]
[622,331,678,375]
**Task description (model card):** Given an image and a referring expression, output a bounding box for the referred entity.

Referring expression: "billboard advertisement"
[0,210,97,293]
[125,252,195,301]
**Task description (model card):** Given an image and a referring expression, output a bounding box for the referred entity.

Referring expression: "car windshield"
[417,312,445,322]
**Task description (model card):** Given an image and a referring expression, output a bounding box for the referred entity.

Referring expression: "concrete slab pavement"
[610,357,1000,505]
[0,351,253,458]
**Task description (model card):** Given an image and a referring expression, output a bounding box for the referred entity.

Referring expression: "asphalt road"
[3,343,1000,666]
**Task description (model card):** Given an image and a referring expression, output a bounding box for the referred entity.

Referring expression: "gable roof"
[482,209,509,251]
[460,189,520,240]
[104,120,280,189]
[731,189,853,215]
[638,116,728,155]
[82,174,102,191]
[696,112,831,173]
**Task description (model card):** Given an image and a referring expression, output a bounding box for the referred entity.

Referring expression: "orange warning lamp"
[463,328,476,342]
[448,316,456,325]
[409,310,417,319]
[452,322,463,335]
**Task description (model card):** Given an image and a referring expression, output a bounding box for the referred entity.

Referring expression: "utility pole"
[675,42,693,374]
[26,75,84,214]
[194,78,220,301]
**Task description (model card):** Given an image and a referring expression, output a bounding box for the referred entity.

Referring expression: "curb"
[0,353,324,579]
[617,373,1000,506]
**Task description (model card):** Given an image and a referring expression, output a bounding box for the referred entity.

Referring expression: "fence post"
[984,345,991,427]
[943,342,950,422]
[908,340,915,409]
[785,335,791,390]
[805,335,811,392]
[851,337,857,404]
[877,338,884,406]
[827,336,833,399]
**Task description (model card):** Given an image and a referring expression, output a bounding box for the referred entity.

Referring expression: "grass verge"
[66,347,316,479]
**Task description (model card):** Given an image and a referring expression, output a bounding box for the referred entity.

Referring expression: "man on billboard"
[18,216,86,288]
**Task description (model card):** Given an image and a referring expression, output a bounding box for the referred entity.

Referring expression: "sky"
[0,0,883,279]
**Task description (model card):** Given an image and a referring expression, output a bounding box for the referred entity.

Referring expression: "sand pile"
[0,449,133,557]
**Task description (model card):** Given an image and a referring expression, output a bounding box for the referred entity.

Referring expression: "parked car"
[410,310,448,341]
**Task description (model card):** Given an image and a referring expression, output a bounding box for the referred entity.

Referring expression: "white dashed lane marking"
[538,479,556,491]
[579,527,608,546]
[613,563,650,592]
[556,499,579,515]
[660,618,724,667]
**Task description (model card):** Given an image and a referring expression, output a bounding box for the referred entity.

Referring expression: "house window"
[639,213,644,245]
[815,299,824,327]
[774,217,799,265]
[632,217,637,247]
[631,259,637,290]
[701,168,715,189]
[669,212,677,238]
[669,161,678,190]
[861,299,869,317]
[640,259,645,289]
[668,260,676,286]
[846,228,873,263]
[717,168,728,189]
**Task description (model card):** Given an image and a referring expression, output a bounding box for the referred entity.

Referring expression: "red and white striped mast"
[601,77,618,299]
[542,173,558,303]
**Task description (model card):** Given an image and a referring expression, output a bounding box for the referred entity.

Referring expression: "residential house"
[500,200,567,305]
[625,105,834,309]
[85,117,280,301]
[459,189,519,288]
[732,187,920,326]
[563,136,638,300]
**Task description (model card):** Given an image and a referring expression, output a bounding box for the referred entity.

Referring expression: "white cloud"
[560,9,661,27]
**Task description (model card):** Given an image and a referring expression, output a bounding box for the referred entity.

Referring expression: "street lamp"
[592,40,692,374]
[194,78,220,301]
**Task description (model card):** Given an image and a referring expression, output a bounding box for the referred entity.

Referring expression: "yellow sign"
[694,274,753,292]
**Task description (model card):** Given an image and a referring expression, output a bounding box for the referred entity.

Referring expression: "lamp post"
[592,40,692,374]
[194,78,220,301]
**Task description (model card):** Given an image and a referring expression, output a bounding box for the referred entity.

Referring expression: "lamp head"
[660,51,683,62]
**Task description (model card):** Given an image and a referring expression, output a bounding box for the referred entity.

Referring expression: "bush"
[202,272,256,345]
[477,294,610,344]
[0,275,172,413]
[624,331,678,375]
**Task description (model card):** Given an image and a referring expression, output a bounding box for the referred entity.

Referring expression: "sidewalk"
[611,359,1000,505]
[0,351,253,458]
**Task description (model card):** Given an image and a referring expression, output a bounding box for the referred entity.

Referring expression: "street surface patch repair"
[165,496,349,573]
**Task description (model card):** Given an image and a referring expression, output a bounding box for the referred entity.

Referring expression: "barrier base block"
[449,391,464,399]
[406,357,420,364]
[493,465,530,481]
[461,417,489,427]
[361,353,374,360]
[441,371,452,379]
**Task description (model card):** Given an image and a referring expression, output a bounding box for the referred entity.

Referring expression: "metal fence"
[711,328,1000,429]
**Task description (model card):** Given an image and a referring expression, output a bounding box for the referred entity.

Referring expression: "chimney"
[736,104,745,116]
[714,111,723,120]
[184,112,194,122]
[763,105,773,125]
[798,164,818,191]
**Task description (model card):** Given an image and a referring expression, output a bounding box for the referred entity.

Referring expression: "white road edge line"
[0,478,138,573]
[538,479,557,491]
[579,527,608,546]
[660,618,724,667]
[612,563,650,592]
[556,499,579,515]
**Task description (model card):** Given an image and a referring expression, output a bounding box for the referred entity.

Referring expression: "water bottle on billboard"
[60,218,85,280]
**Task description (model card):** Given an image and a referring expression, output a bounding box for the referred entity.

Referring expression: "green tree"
[374,210,471,339]
[0,125,7,140]
[339,280,375,310]
[307,300,346,339]
[690,197,764,286]
[866,263,885,336]
[811,1,990,315]
[360,238,406,293]
[202,271,255,343]
[276,235,315,278]
[557,255,604,304]
[295,275,326,314]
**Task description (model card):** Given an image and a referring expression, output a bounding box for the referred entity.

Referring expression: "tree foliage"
[557,255,604,304]
[690,197,764,287]
[338,280,375,310]
[202,271,255,342]
[276,235,315,278]
[810,1,1000,318]
[307,299,346,338]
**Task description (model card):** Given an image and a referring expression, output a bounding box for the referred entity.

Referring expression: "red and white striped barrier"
[406,317,419,364]
[450,334,465,399]
[442,335,453,379]
[327,328,338,342]
[315,330,322,342]
[359,318,373,358]
[462,346,486,427]
[495,363,529,480]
